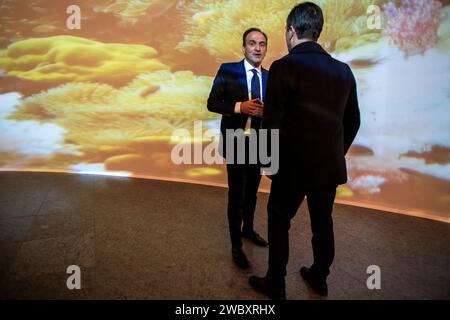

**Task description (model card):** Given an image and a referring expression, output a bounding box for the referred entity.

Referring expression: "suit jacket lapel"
[237,60,248,99]
[237,60,267,100]
[262,69,268,101]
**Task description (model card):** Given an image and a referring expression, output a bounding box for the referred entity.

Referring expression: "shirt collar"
[244,59,262,74]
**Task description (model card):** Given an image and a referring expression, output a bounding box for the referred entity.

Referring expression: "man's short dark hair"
[286,2,323,41]
[242,27,268,46]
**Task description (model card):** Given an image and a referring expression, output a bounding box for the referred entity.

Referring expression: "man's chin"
[250,58,263,65]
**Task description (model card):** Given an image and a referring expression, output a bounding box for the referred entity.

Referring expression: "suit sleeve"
[343,70,361,154]
[207,64,237,116]
[262,60,286,130]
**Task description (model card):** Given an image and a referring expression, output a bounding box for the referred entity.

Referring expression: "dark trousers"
[226,163,262,248]
[266,175,337,285]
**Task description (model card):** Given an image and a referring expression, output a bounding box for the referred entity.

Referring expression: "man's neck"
[245,58,261,69]
[291,38,315,49]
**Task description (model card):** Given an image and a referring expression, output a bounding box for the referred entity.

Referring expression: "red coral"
[384,0,443,56]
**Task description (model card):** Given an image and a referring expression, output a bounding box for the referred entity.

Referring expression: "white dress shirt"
[234,59,263,114]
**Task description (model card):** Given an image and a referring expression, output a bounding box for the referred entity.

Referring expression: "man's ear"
[289,26,296,39]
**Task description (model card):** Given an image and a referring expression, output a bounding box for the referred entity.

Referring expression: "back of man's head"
[286,2,324,41]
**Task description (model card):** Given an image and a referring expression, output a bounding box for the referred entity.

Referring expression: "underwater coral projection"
[0,0,449,222]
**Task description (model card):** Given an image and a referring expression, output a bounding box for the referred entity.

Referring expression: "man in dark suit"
[249,2,360,299]
[207,28,269,269]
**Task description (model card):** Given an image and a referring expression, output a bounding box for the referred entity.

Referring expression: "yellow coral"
[316,0,384,51]
[0,36,169,86]
[99,0,177,24]
[177,0,385,62]
[9,70,215,155]
[177,0,295,63]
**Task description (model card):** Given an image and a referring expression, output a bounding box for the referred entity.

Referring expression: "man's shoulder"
[329,55,350,68]
[329,56,354,78]
[268,55,290,70]
[276,52,352,74]
[219,61,243,71]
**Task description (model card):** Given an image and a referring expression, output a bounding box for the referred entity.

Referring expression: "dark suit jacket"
[207,60,268,158]
[262,41,360,188]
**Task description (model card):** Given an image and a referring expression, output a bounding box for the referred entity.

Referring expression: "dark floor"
[0,172,449,300]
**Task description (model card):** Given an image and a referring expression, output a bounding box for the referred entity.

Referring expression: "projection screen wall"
[0,0,449,222]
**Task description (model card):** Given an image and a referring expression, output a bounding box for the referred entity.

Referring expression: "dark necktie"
[250,69,261,129]
[250,69,261,100]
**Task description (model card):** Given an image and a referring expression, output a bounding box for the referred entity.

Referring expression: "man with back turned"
[249,2,360,299]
